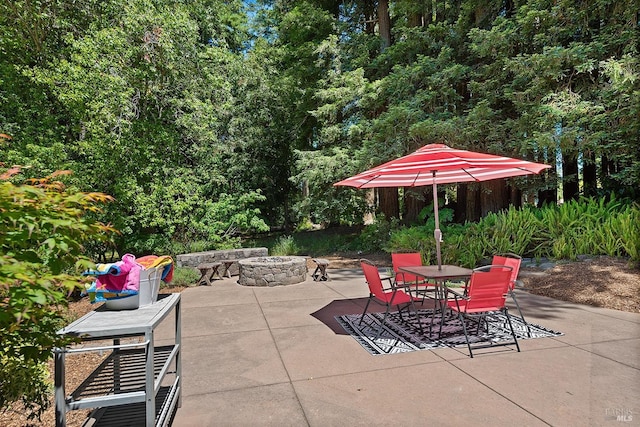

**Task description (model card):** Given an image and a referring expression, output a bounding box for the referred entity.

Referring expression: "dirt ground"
[2,255,638,426]
[517,256,640,313]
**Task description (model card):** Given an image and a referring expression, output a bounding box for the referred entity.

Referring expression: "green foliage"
[0,353,50,418]
[0,0,278,256]
[355,216,401,253]
[475,206,545,258]
[310,0,639,221]
[167,240,212,258]
[533,196,632,260]
[616,206,640,263]
[2,0,639,259]
[119,190,270,255]
[292,147,370,226]
[270,235,300,256]
[199,192,270,246]
[0,171,115,418]
[295,218,314,232]
[419,205,454,229]
[294,228,357,254]
[385,205,456,265]
[387,198,640,268]
[386,225,435,260]
[248,227,363,257]
[446,224,485,268]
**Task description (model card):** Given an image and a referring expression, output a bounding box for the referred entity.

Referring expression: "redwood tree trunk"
[403,187,427,225]
[378,187,399,220]
[480,180,509,216]
[455,184,468,223]
[408,13,423,27]
[563,154,579,202]
[583,151,597,197]
[377,0,391,50]
[509,184,522,208]
[465,184,482,222]
[364,0,376,35]
[407,2,424,28]
[538,170,558,207]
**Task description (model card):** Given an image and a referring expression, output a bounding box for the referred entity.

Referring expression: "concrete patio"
[167,267,640,426]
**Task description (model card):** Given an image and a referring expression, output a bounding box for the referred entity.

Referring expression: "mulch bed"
[519,257,640,313]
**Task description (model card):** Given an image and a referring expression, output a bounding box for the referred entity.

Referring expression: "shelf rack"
[54,293,181,427]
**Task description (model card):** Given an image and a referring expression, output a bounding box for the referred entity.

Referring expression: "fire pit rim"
[237,256,308,287]
[239,255,308,265]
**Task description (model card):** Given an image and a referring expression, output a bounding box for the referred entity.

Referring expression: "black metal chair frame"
[359,259,425,339]
[493,253,532,337]
[448,265,521,358]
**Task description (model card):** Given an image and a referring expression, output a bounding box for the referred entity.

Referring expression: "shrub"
[356,215,400,253]
[0,169,115,419]
[386,197,640,267]
[534,196,634,260]
[615,203,640,263]
[385,225,435,260]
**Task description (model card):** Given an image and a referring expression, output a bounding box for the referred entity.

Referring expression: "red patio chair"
[360,259,424,338]
[492,253,531,336]
[446,265,521,358]
[391,252,437,300]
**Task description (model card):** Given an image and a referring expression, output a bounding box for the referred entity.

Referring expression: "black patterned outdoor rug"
[336,309,563,355]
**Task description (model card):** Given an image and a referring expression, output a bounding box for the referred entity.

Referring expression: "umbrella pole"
[432,174,442,270]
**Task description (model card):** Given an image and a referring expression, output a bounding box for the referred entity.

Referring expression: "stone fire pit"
[238,256,308,286]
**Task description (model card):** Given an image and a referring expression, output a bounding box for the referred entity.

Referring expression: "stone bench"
[196,262,222,286]
[177,248,268,277]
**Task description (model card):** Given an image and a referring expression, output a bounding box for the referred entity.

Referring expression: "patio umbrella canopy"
[334,143,551,269]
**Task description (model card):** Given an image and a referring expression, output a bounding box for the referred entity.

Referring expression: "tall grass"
[534,196,628,259]
[387,197,640,267]
[270,235,300,256]
[169,266,201,287]
[613,206,640,261]
[247,227,363,257]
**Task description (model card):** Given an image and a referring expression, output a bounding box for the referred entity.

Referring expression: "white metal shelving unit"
[54,293,181,427]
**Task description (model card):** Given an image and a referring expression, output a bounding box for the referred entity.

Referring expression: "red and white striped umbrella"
[334,143,550,188]
[334,144,551,269]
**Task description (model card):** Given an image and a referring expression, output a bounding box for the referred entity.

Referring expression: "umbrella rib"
[358,174,380,188]
[411,171,421,187]
[462,168,480,181]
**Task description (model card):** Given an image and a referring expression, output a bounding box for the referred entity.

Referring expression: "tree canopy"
[1,0,638,254]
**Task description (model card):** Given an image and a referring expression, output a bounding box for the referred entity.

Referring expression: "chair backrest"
[491,253,521,290]
[465,265,513,311]
[392,252,422,283]
[360,259,387,300]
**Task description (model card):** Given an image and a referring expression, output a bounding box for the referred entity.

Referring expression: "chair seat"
[377,290,415,304]
[447,300,503,313]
